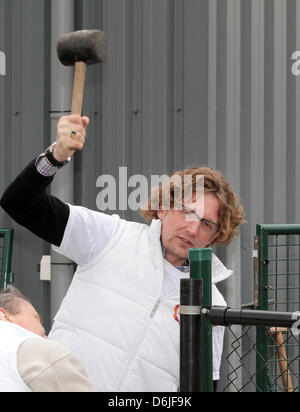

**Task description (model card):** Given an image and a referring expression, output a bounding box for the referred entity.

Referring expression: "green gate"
[255,224,300,392]
[0,229,14,290]
[191,225,300,392]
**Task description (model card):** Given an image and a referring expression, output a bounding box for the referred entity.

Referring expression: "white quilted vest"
[50,219,230,392]
[0,322,36,392]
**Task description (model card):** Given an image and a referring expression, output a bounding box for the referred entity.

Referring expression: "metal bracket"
[180,305,201,315]
[253,236,259,308]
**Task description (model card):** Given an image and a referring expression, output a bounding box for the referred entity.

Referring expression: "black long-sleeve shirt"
[0,160,69,247]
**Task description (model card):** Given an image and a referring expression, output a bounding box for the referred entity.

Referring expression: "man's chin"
[164,248,187,266]
[172,247,189,263]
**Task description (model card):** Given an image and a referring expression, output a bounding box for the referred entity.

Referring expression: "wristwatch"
[43,142,71,169]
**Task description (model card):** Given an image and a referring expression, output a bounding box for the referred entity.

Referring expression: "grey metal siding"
[0,0,300,337]
[0,0,51,329]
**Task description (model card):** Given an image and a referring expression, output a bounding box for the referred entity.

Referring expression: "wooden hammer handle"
[71,61,87,116]
[275,332,293,392]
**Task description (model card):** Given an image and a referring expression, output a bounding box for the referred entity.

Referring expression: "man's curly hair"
[139,166,245,246]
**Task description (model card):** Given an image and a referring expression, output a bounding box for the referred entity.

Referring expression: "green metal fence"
[182,228,300,392]
[255,224,300,392]
[0,229,14,290]
[204,311,300,392]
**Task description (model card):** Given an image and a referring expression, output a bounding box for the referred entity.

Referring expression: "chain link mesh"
[219,325,300,392]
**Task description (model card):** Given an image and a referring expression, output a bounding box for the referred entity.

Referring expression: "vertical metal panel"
[251,0,265,227]
[50,0,75,323]
[0,0,50,330]
[131,0,144,181]
[239,0,251,309]
[183,0,209,167]
[273,0,287,222]
[141,0,173,175]
[173,0,184,170]
[295,0,300,223]
[264,0,275,223]
[225,0,241,308]
[74,0,104,211]
[19,1,50,330]
[216,0,228,174]
[223,0,242,392]
[0,0,5,196]
[286,0,296,222]
[208,0,217,169]
[101,0,129,174]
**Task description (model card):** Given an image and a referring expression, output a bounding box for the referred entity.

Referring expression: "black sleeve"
[0,160,70,247]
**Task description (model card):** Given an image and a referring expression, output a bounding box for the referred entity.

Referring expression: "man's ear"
[0,308,8,321]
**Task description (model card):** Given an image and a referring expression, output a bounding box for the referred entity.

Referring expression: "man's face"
[2,299,46,338]
[157,192,220,266]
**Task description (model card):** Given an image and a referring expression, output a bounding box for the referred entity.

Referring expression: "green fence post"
[0,229,14,290]
[189,248,213,392]
[256,224,271,392]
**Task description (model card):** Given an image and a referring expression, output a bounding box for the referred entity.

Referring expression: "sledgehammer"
[57,29,107,115]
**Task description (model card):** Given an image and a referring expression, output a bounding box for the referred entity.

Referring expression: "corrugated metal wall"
[1,0,300,341]
[0,0,51,328]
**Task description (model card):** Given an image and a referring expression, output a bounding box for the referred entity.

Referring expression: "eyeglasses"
[176,204,221,235]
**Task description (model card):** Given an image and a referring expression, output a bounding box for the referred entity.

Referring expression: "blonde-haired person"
[0,286,96,392]
[1,114,245,392]
[140,166,244,248]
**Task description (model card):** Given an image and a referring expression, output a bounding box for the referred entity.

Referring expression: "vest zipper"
[150,299,161,317]
[116,298,161,390]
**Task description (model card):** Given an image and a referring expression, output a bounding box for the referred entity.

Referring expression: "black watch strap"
[44,143,70,169]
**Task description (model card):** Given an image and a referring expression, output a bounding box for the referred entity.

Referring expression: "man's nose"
[185,219,201,236]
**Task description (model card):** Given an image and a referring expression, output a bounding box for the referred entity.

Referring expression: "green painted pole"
[0,229,14,290]
[189,248,213,392]
[256,225,269,392]
[190,248,212,306]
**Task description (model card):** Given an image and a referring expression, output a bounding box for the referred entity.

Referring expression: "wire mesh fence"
[180,230,300,393]
[255,225,300,314]
[218,324,300,392]
[196,307,300,393]
[254,225,300,392]
[265,233,300,313]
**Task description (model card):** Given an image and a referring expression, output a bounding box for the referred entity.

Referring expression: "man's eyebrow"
[183,205,198,214]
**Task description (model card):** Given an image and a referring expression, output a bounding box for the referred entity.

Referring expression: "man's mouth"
[178,236,193,247]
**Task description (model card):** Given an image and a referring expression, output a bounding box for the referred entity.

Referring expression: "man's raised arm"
[0,115,89,247]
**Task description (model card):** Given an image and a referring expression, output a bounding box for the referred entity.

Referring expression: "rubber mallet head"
[57,29,107,115]
[57,29,106,66]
